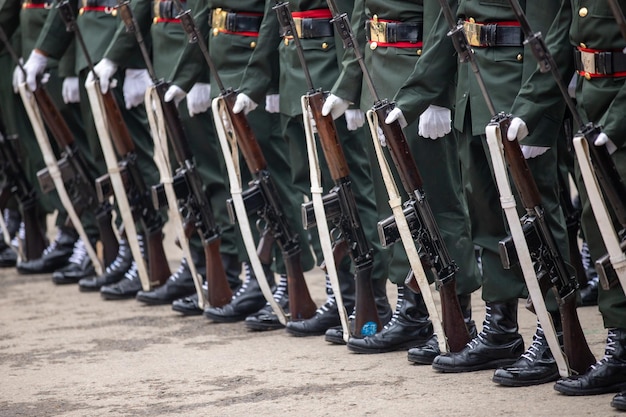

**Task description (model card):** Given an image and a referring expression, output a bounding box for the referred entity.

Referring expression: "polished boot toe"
[136,260,196,305]
[172,294,203,316]
[100,263,142,300]
[79,239,132,292]
[286,299,340,337]
[16,229,76,274]
[407,334,440,365]
[0,247,17,267]
[612,392,626,411]
[324,326,346,345]
[52,239,96,284]
[245,276,288,331]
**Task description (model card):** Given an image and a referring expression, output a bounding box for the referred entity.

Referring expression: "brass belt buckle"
[369,15,388,43]
[292,17,303,38]
[580,50,596,74]
[212,8,227,31]
[463,21,482,47]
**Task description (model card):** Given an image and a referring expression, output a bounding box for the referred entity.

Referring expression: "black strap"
[298,17,333,38]
[479,25,522,47]
[574,48,626,75]
[366,21,423,43]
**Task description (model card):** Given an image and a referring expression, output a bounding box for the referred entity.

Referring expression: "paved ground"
[0,225,619,416]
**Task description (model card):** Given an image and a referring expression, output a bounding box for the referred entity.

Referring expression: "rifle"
[0,24,117,269]
[327,0,467,351]
[174,1,317,320]
[0,118,47,261]
[115,0,232,308]
[273,1,379,337]
[57,0,170,289]
[439,0,595,374]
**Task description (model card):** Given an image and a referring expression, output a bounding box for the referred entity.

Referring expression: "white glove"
[186,82,211,117]
[123,68,151,109]
[265,94,280,113]
[377,126,387,147]
[164,84,186,106]
[321,93,350,120]
[87,58,118,94]
[12,58,24,93]
[18,51,48,92]
[594,132,618,155]
[232,93,258,115]
[521,145,549,159]
[384,106,408,128]
[507,117,529,141]
[418,105,451,139]
[345,109,365,131]
[61,77,80,104]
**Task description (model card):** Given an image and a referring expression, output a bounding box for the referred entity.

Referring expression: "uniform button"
[284,38,289,46]
[417,49,422,56]
[153,17,158,24]
[469,17,475,23]
[516,53,523,61]
[579,7,588,17]
[250,41,256,49]
[322,42,328,49]
[370,41,378,50]
[584,72,591,80]
[580,42,587,49]
[213,28,219,37]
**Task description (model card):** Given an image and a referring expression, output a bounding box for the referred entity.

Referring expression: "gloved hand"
[507,117,529,141]
[377,126,387,147]
[521,145,549,159]
[123,68,151,109]
[232,93,258,115]
[321,94,350,120]
[345,109,365,131]
[164,84,186,106]
[594,132,618,155]
[265,94,280,113]
[384,106,408,128]
[418,105,451,139]
[12,58,24,93]
[86,58,118,93]
[62,76,80,104]
[186,82,211,117]
[16,51,48,92]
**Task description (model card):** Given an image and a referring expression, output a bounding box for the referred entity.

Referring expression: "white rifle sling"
[366,109,447,353]
[573,135,626,290]
[211,97,287,323]
[302,96,350,342]
[485,123,569,377]
[85,80,151,291]
[145,87,206,308]
[19,83,103,275]
[0,210,10,248]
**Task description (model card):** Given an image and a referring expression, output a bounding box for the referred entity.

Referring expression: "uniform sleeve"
[393,0,458,126]
[331,0,365,105]
[0,0,22,45]
[238,0,279,104]
[602,84,626,148]
[35,0,77,60]
[104,0,152,69]
[168,0,208,93]
[509,0,573,147]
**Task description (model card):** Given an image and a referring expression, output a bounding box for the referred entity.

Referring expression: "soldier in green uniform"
[515,0,626,405]
[391,0,571,385]
[321,0,481,361]
[234,0,392,338]
[21,0,166,299]
[165,0,316,326]
[95,0,243,307]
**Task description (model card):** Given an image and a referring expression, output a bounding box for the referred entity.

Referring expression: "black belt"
[574,47,626,77]
[210,9,263,34]
[83,0,118,8]
[463,21,523,47]
[154,0,183,20]
[366,19,422,44]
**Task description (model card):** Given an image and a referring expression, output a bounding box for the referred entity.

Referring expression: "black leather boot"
[554,328,626,395]
[459,293,477,339]
[245,274,288,331]
[203,262,273,323]
[172,281,207,316]
[135,257,197,305]
[52,238,97,284]
[612,392,626,411]
[347,285,433,354]
[0,209,19,267]
[100,261,143,300]
[325,277,393,345]
[78,238,132,292]
[222,253,243,292]
[286,268,356,337]
[432,299,524,372]
[17,227,77,274]
[492,322,560,386]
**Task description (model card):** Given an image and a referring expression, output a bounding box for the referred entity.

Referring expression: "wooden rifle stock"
[257,227,275,265]
[439,279,469,352]
[100,91,136,156]
[205,237,232,307]
[96,208,118,266]
[284,246,317,320]
[560,295,596,374]
[145,230,170,287]
[223,92,267,174]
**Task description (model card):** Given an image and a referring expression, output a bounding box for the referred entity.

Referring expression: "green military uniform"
[331,0,481,296]
[397,0,568,303]
[238,0,382,282]
[103,0,239,261]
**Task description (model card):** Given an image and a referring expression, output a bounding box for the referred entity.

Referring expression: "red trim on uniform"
[578,70,626,79]
[577,46,624,54]
[214,29,259,37]
[21,3,52,9]
[154,18,180,24]
[368,40,423,49]
[291,9,332,19]
[79,6,115,13]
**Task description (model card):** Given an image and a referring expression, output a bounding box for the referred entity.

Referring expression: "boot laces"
[10,223,25,250]
[467,305,493,349]
[68,239,88,265]
[382,288,405,331]
[104,240,128,273]
[41,228,62,255]
[521,324,545,361]
[232,262,252,298]
[316,277,336,313]
[124,262,138,281]
[272,274,287,302]
[581,241,592,270]
[170,258,189,282]
[591,328,617,370]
